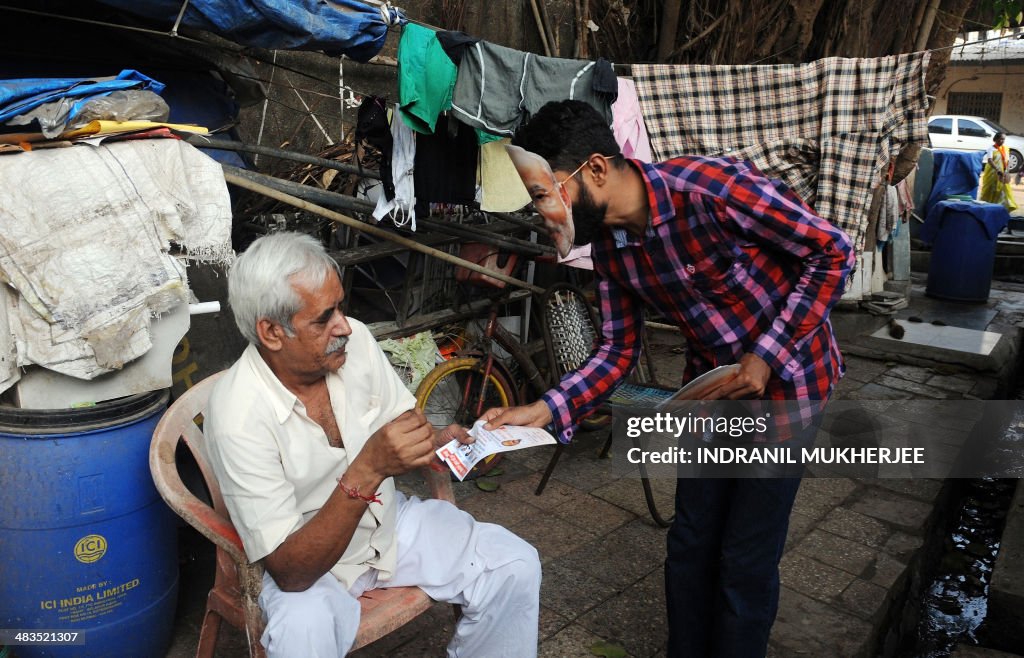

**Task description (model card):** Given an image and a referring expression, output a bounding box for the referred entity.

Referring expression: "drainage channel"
[900,477,1016,657]
[896,396,1024,656]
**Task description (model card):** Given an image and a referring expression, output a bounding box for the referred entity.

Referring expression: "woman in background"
[980,132,1018,212]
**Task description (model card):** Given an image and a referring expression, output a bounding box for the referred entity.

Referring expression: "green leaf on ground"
[476,479,500,492]
[589,641,627,657]
[484,467,504,478]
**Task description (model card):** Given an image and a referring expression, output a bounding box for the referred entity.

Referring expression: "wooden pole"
[223,171,545,294]
[187,136,381,180]
[529,0,553,56]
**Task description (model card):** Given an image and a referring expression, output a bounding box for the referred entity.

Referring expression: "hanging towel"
[877,185,899,244]
[611,77,652,162]
[451,40,616,142]
[479,138,532,212]
[374,104,417,229]
[398,23,457,134]
[633,53,930,252]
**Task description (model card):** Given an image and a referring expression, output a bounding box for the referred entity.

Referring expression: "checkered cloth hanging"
[633,53,930,252]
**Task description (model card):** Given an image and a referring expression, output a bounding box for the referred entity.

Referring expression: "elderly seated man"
[204,232,541,657]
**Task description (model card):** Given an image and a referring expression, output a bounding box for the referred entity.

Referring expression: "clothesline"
[3,2,1018,72]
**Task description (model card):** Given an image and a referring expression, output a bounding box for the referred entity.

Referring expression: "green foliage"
[988,0,1023,28]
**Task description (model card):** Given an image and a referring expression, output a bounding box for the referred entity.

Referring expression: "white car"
[927,115,1023,173]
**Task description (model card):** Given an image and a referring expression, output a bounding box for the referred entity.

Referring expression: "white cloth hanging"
[373,103,417,230]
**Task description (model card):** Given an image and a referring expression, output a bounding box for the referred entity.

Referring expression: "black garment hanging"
[355,95,395,201]
[414,114,478,216]
[593,58,619,106]
[436,30,481,66]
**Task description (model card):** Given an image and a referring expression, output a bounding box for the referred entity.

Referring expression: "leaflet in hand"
[661,364,742,405]
[435,420,556,481]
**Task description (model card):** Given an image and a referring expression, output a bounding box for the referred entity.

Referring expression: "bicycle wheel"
[416,357,519,479]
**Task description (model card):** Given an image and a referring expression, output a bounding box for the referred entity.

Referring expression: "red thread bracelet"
[336,477,383,505]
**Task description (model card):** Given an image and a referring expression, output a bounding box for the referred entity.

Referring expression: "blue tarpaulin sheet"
[93,0,398,61]
[0,70,163,124]
[925,149,986,216]
[920,200,1010,244]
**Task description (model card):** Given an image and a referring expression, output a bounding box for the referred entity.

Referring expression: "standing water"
[900,397,1024,656]
[904,478,1016,657]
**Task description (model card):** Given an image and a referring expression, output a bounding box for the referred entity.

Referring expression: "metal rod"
[170,0,191,37]
[223,170,545,294]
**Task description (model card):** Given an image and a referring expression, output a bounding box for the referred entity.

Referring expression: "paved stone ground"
[165,278,1024,657]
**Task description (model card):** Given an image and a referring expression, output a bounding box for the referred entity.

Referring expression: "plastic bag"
[68,90,170,128]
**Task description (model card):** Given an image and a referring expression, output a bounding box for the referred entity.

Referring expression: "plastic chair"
[536,283,674,527]
[150,371,457,658]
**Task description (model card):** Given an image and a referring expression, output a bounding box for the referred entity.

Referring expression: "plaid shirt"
[633,53,930,252]
[542,158,855,443]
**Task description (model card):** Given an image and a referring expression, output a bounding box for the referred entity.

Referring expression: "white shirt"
[204,318,416,589]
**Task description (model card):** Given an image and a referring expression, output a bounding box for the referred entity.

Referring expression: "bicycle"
[413,247,552,478]
[414,252,674,527]
[415,250,550,478]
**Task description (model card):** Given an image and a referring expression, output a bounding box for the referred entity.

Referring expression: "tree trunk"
[924,0,975,98]
[657,1,683,61]
[586,0,974,79]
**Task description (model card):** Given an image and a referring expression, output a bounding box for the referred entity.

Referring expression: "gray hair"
[228,232,340,345]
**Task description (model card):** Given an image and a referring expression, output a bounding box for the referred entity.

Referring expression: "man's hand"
[705,353,772,400]
[355,409,436,479]
[434,423,473,449]
[481,400,553,430]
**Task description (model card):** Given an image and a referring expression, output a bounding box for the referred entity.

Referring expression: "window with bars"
[947,92,1003,122]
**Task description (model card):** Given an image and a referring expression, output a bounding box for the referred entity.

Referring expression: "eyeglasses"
[527,154,619,218]
[556,154,619,186]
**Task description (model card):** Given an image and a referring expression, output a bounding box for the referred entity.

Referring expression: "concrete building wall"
[931,63,1024,133]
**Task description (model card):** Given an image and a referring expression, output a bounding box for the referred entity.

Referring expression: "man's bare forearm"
[262,461,384,592]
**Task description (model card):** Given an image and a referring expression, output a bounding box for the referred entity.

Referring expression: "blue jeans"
[665,475,802,657]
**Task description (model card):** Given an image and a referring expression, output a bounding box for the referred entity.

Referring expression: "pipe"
[189,301,221,315]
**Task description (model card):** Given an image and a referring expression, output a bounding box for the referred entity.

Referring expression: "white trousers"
[258,492,542,657]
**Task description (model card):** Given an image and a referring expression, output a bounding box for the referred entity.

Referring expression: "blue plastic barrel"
[922,201,1011,303]
[0,391,177,658]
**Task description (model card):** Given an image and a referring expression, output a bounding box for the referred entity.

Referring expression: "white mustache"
[326,335,349,355]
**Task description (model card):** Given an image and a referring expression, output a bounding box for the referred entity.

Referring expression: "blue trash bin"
[921,200,1010,303]
[0,390,177,658]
